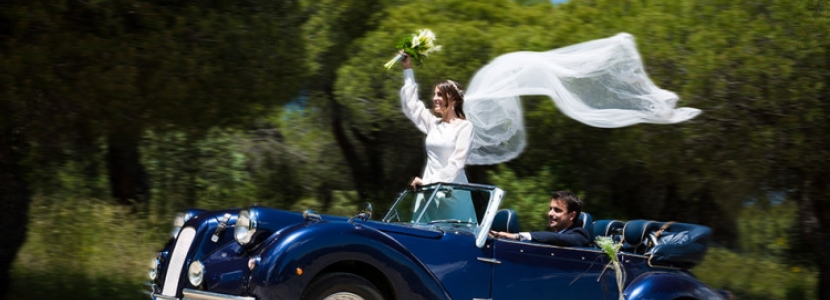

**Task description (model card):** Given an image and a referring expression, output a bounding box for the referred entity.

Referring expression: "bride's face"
[432,87,447,114]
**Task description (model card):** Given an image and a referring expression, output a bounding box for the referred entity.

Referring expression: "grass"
[5,196,169,300]
[693,247,818,300]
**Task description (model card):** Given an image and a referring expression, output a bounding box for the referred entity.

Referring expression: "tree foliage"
[0,0,310,297]
[3,0,830,299]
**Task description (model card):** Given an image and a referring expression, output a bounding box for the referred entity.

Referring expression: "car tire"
[302,272,384,300]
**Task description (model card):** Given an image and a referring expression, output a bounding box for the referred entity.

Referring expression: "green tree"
[0,0,309,295]
[332,0,563,206]
[560,0,830,295]
[298,0,403,204]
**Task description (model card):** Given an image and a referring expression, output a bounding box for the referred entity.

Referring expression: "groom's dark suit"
[528,224,590,247]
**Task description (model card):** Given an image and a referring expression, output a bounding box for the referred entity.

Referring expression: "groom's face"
[548,198,575,232]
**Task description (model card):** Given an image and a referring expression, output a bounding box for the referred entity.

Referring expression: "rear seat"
[622,220,663,254]
[590,219,713,268]
[592,219,624,241]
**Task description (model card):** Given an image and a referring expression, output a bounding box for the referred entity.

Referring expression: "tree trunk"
[106,133,151,205]
[795,175,830,300]
[331,101,372,199]
[821,256,830,300]
[0,124,32,300]
[466,165,493,185]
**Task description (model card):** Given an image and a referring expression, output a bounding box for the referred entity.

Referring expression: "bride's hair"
[435,80,466,119]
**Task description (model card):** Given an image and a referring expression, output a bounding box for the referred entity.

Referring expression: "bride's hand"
[410,177,423,189]
[400,51,412,69]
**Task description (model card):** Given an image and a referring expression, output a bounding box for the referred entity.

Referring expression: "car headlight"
[171,211,203,238]
[188,260,205,287]
[148,257,159,280]
[234,210,256,245]
[171,213,186,238]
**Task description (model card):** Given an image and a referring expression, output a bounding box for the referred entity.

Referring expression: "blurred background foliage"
[1,0,827,299]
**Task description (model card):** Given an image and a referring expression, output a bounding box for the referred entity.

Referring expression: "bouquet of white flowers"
[383,29,442,69]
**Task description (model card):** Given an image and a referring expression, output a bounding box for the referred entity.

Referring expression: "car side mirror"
[350,202,373,222]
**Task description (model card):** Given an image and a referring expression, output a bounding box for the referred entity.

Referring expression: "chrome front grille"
[162,227,197,297]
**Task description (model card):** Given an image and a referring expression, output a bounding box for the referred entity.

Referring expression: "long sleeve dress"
[400,69,477,223]
[400,69,474,185]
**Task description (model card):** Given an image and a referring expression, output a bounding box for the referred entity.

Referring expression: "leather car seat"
[622,220,662,254]
[578,212,593,241]
[492,209,521,233]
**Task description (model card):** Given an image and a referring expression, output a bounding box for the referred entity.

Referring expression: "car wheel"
[302,272,384,300]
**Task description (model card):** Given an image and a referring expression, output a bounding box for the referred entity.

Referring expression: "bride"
[394,33,701,222]
[399,53,473,189]
[398,32,701,172]
[398,53,479,223]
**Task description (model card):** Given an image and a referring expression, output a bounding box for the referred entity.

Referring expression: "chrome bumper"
[146,282,255,300]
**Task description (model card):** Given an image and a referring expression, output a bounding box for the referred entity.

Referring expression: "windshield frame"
[382,182,504,248]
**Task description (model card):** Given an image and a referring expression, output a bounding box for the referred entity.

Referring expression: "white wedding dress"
[400,69,477,223]
[400,69,473,185]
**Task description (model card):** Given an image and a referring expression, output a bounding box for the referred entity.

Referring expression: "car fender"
[625,271,725,300]
[249,221,452,300]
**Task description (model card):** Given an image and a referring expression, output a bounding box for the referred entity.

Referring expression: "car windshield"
[382,184,492,226]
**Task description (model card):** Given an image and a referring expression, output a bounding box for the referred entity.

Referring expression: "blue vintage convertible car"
[146,182,730,300]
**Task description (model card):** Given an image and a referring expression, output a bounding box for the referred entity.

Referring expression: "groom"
[490,190,590,247]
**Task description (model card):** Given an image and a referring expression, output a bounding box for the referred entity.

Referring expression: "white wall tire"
[302,272,384,300]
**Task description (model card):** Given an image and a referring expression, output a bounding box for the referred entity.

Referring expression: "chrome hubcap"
[323,292,364,300]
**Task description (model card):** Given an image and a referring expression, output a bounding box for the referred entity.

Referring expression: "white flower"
[384,29,441,69]
[420,29,436,41]
[419,45,442,57]
[416,29,437,47]
[416,30,427,41]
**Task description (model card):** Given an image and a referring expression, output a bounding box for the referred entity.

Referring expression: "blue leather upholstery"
[646,222,712,268]
[622,220,662,253]
[592,220,624,239]
[492,209,521,233]
[578,212,593,240]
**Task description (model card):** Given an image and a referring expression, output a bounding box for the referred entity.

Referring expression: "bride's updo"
[435,80,466,119]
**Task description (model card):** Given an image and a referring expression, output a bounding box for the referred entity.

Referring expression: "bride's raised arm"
[400,68,437,134]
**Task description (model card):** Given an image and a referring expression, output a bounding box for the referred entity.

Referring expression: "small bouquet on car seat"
[383,29,442,69]
[596,236,625,300]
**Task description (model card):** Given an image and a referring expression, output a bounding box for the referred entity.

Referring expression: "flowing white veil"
[464,33,701,165]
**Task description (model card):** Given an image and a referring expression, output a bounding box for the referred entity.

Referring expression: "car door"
[490,239,620,300]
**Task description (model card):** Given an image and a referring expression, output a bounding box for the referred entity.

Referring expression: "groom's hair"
[435,80,466,119]
[550,190,583,224]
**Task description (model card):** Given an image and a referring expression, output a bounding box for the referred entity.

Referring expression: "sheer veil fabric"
[464,33,701,165]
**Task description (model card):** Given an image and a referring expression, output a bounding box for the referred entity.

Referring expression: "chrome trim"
[303,209,322,222]
[141,281,160,299]
[211,213,232,242]
[182,289,256,300]
[150,293,179,300]
[497,238,611,254]
[477,257,501,264]
[235,210,256,245]
[143,281,156,296]
[163,227,197,297]
[188,260,205,287]
[475,188,504,248]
